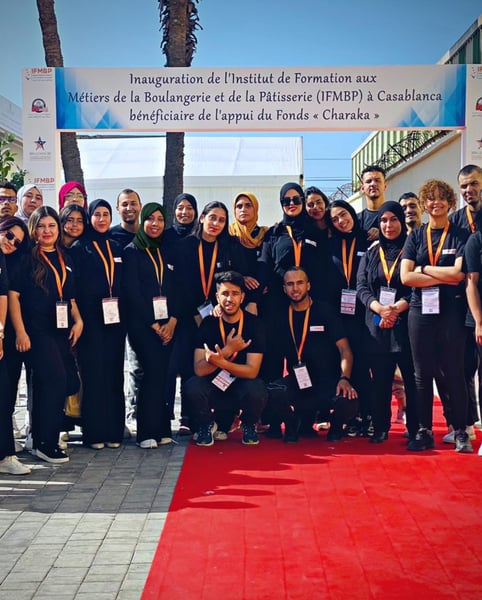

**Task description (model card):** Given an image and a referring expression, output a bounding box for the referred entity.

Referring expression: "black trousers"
[408,304,468,431]
[0,360,14,459]
[184,375,267,431]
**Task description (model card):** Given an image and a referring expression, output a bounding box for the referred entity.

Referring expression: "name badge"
[305,238,317,247]
[102,297,120,324]
[56,301,69,329]
[212,368,236,391]
[379,286,396,306]
[340,289,357,315]
[153,296,168,320]
[421,286,440,315]
[310,325,325,332]
[197,300,214,320]
[293,362,312,389]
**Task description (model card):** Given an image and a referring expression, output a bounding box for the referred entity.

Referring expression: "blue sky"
[2,0,481,195]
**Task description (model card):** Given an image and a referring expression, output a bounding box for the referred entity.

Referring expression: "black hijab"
[377,201,407,260]
[279,182,311,236]
[86,198,112,242]
[172,193,198,237]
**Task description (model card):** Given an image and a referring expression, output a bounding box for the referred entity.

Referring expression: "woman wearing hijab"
[229,192,268,315]
[71,199,125,449]
[8,206,83,464]
[123,203,179,448]
[162,192,198,255]
[58,181,88,211]
[357,201,418,443]
[16,184,43,224]
[326,200,371,436]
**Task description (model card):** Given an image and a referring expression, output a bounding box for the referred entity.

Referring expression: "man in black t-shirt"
[184,271,267,446]
[265,267,358,442]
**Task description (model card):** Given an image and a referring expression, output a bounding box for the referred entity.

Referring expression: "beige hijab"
[229,192,268,249]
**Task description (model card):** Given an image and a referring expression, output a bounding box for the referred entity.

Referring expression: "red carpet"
[142,401,482,600]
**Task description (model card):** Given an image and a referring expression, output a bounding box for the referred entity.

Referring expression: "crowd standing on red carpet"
[1,164,482,475]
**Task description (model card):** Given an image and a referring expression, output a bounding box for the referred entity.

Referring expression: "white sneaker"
[90,443,105,450]
[443,429,455,444]
[0,455,31,475]
[139,439,157,449]
[213,430,228,441]
[15,440,23,453]
[60,432,70,442]
[159,437,175,445]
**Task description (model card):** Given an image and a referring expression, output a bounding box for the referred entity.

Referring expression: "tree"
[0,133,27,187]
[159,0,201,223]
[36,0,84,185]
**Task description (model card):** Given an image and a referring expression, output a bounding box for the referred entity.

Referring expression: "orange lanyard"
[146,248,164,292]
[40,249,67,300]
[289,303,311,364]
[93,240,115,297]
[341,238,356,287]
[198,240,218,300]
[427,222,449,266]
[379,247,403,287]
[466,206,476,234]
[285,226,302,267]
[219,310,244,361]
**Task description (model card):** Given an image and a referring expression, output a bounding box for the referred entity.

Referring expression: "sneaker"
[455,430,473,453]
[395,409,406,424]
[213,430,228,441]
[407,428,435,451]
[196,422,217,447]
[159,437,175,445]
[90,443,105,450]
[58,437,68,450]
[315,422,330,431]
[60,432,70,442]
[106,442,121,449]
[178,424,192,436]
[139,439,157,449]
[242,424,259,445]
[0,455,31,475]
[35,446,69,464]
[466,425,476,441]
[443,428,455,444]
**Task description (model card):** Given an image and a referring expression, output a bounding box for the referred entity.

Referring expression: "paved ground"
[0,388,189,600]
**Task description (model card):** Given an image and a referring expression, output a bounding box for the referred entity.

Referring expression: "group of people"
[1,163,481,475]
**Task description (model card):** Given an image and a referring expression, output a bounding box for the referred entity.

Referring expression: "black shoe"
[242,424,259,445]
[326,426,344,442]
[196,422,217,447]
[407,428,434,451]
[265,424,283,439]
[36,445,69,464]
[370,431,389,444]
[454,430,473,453]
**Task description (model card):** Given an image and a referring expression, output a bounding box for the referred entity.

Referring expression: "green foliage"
[0,132,26,186]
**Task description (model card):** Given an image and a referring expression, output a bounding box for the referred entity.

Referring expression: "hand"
[244,276,260,290]
[475,323,482,346]
[211,303,223,317]
[0,338,3,360]
[224,328,252,356]
[16,332,31,353]
[336,378,358,400]
[366,227,379,242]
[158,319,176,346]
[69,320,83,347]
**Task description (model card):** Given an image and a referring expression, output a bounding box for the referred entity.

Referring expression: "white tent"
[76,135,303,226]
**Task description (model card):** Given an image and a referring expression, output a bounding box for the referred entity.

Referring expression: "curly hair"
[418,179,457,212]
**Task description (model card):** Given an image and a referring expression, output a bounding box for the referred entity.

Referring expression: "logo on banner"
[31,98,48,113]
[476,97,482,112]
[34,137,46,150]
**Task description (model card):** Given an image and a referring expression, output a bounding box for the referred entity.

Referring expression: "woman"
[229,192,268,315]
[326,200,371,435]
[60,204,88,248]
[357,201,417,443]
[123,203,179,448]
[8,207,83,464]
[305,186,329,233]
[58,181,88,211]
[401,179,471,453]
[16,184,43,224]
[162,193,198,430]
[0,219,31,475]
[71,199,125,449]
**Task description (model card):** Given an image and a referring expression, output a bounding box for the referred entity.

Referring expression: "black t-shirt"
[281,299,346,384]
[109,225,136,249]
[358,208,379,233]
[195,311,266,373]
[449,206,482,233]
[0,252,7,296]
[402,222,467,309]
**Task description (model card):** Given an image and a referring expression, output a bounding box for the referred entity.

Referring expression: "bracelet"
[339,375,351,383]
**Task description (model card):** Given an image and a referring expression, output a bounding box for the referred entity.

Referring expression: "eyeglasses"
[5,230,22,248]
[65,193,85,200]
[281,196,303,207]
[0,195,17,204]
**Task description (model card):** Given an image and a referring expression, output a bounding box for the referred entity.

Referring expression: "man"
[399,192,422,232]
[265,267,358,443]
[109,188,142,247]
[109,188,143,430]
[0,182,18,224]
[450,164,482,232]
[184,271,267,446]
[357,165,387,241]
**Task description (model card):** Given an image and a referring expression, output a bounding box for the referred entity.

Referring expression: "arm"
[69,299,83,347]
[466,271,482,345]
[0,296,6,360]
[334,337,357,399]
[202,348,263,379]
[8,290,31,352]
[401,257,464,287]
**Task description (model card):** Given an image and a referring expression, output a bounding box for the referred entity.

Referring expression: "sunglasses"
[5,230,22,248]
[281,196,303,207]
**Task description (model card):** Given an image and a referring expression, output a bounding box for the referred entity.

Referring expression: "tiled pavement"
[0,397,189,600]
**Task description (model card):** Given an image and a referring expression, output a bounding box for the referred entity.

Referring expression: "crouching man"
[184,271,267,446]
[265,267,359,442]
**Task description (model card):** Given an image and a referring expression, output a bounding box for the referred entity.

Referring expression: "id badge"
[340,289,357,315]
[102,297,120,324]
[293,362,312,389]
[153,296,168,320]
[197,300,214,320]
[379,286,396,306]
[212,369,236,391]
[56,301,69,329]
[422,286,440,315]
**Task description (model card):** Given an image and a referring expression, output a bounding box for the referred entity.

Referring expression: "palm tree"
[159,0,201,223]
[36,0,84,185]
